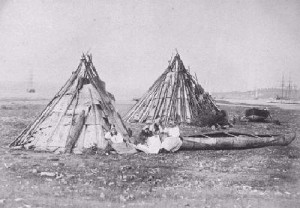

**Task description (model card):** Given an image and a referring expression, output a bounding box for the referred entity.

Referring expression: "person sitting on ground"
[135,125,153,145]
[160,121,183,153]
[104,126,124,154]
[104,126,124,144]
[135,125,161,154]
[104,126,137,155]
[149,118,163,135]
[210,110,233,129]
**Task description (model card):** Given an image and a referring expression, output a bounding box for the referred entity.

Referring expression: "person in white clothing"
[164,125,180,137]
[104,127,124,144]
[160,121,182,152]
[135,125,162,154]
[104,126,138,154]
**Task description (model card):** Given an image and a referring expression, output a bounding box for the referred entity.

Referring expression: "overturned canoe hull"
[181,132,296,150]
[245,108,270,122]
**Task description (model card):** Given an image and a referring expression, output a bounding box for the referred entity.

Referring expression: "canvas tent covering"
[124,53,219,125]
[10,54,128,154]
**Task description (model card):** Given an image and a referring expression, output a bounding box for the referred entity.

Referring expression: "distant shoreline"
[1,97,300,111]
[217,98,300,110]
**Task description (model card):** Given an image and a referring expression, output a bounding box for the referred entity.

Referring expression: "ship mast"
[281,74,285,99]
[288,76,292,100]
[27,69,35,93]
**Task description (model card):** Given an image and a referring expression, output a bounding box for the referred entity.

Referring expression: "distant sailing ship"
[270,74,299,104]
[275,75,297,100]
[254,87,259,100]
[27,69,36,93]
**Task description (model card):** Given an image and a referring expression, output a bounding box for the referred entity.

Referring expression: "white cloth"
[164,126,180,137]
[161,126,182,152]
[104,132,124,144]
[161,137,182,152]
[136,135,161,154]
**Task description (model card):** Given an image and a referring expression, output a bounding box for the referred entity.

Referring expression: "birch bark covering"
[180,132,296,150]
[10,53,128,154]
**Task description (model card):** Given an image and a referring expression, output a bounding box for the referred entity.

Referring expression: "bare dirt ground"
[0,100,300,208]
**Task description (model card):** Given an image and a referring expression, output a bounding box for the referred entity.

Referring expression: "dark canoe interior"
[186,131,278,138]
[245,108,270,118]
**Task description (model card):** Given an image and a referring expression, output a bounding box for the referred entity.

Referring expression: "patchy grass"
[0,100,299,207]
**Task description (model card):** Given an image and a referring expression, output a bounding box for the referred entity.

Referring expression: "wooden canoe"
[181,131,296,150]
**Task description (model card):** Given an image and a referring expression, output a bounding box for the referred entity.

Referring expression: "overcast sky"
[1,0,300,100]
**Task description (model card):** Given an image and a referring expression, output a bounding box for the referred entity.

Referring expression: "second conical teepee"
[124,53,219,125]
[10,54,128,154]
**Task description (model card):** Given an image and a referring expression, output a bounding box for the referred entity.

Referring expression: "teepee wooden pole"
[84,58,128,135]
[45,83,80,144]
[10,53,130,152]
[124,70,169,121]
[187,72,219,111]
[64,79,82,152]
[180,74,186,122]
[138,86,160,123]
[151,80,167,122]
[125,78,162,121]
[139,77,167,121]
[158,79,171,123]
[166,68,180,123]
[152,81,167,120]
[122,52,219,126]
[88,88,100,145]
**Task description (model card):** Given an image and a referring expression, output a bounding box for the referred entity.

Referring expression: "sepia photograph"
[0,0,300,207]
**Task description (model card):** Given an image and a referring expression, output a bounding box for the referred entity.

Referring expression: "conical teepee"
[10,54,128,154]
[124,53,219,125]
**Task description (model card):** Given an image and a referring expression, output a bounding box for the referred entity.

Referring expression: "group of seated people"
[135,120,183,154]
[104,120,183,154]
[103,109,234,154]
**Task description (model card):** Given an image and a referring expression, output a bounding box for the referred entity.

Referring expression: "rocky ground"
[0,100,299,208]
